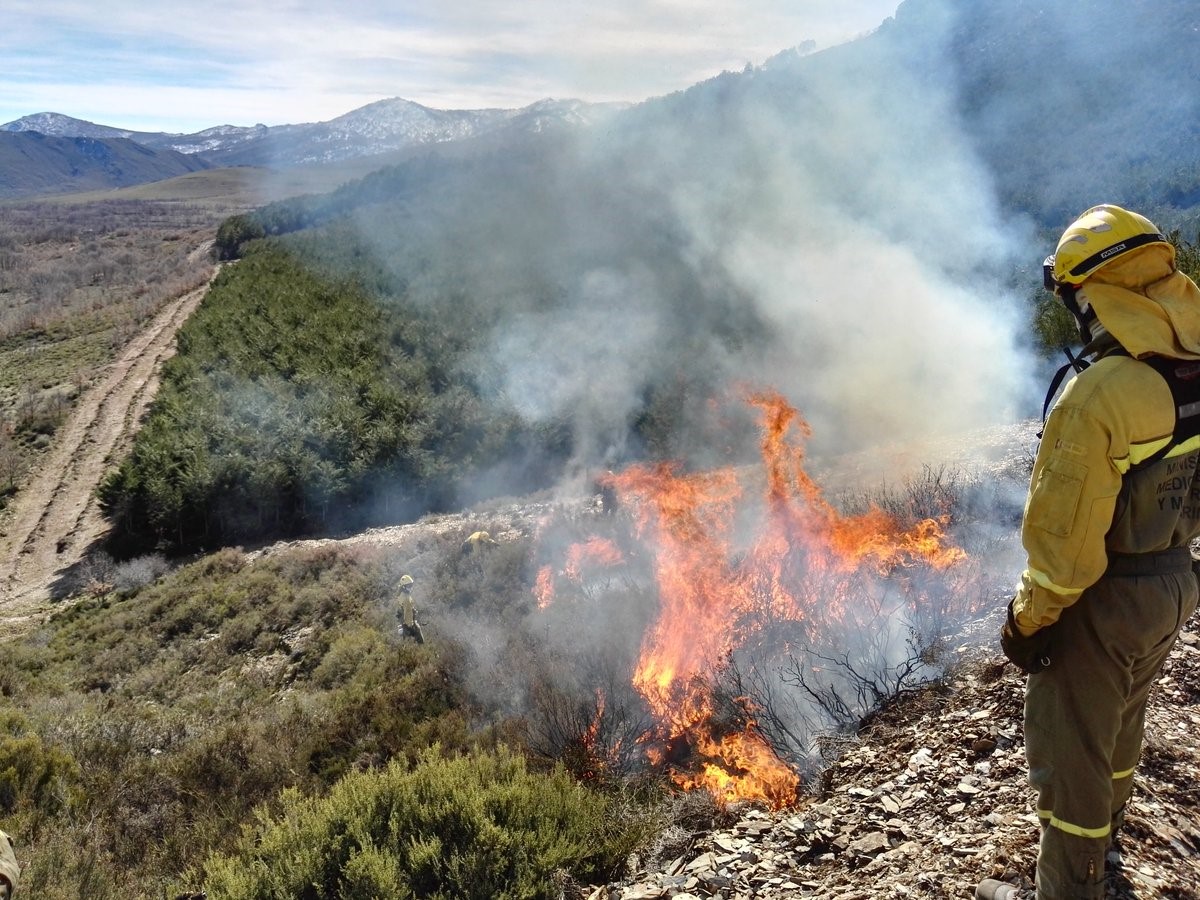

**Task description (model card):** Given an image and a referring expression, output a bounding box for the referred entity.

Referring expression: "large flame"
[540,390,970,807]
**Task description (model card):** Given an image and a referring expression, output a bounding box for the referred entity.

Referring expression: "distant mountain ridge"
[0,96,627,178]
[0,132,210,199]
[5,0,1199,220]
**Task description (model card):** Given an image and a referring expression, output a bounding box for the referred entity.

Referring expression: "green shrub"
[12,825,125,900]
[8,535,662,897]
[197,745,647,900]
[97,241,574,555]
[1173,230,1200,281]
[0,710,80,821]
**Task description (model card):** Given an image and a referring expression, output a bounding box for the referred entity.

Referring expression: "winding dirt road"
[0,262,216,637]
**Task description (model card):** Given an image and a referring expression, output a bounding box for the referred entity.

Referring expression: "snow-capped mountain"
[1,97,627,169]
[0,112,147,142]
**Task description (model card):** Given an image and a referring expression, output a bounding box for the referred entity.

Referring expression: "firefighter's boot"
[975,879,1021,900]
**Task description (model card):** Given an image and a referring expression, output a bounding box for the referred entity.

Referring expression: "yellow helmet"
[399,574,414,588]
[1046,204,1167,288]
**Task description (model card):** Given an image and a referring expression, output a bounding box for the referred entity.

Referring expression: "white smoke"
[490,266,667,465]
[473,1,1038,479]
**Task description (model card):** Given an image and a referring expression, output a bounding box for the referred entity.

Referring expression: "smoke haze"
[439,1,1039,480]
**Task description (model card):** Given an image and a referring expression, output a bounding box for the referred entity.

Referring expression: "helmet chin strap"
[1037,282,1100,440]
[1076,310,1097,345]
[1057,283,1097,344]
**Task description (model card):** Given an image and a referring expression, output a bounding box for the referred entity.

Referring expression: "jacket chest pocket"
[1026,457,1087,538]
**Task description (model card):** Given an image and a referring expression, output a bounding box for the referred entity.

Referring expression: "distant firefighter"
[461,530,499,554]
[0,829,18,899]
[395,574,424,644]
[593,470,618,514]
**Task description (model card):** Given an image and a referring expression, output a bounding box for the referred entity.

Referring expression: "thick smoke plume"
[351,1,1039,485]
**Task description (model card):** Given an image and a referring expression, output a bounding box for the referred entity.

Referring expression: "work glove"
[999,600,1052,674]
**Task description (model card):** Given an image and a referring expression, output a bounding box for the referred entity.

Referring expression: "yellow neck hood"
[1080,243,1200,360]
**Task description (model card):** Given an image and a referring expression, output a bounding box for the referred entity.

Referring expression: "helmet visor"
[1042,254,1058,293]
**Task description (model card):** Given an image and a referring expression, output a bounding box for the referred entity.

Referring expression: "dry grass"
[0,199,225,500]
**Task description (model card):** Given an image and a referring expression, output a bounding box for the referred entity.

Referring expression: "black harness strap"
[1038,346,1091,439]
[1037,346,1200,464]
[1129,355,1200,470]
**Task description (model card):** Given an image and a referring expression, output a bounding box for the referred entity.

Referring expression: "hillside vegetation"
[97,237,575,552]
[101,144,764,554]
[5,3,1200,898]
[0,199,218,503]
[101,149,1200,557]
[1,509,671,898]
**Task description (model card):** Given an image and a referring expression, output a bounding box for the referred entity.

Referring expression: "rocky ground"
[581,607,1200,900]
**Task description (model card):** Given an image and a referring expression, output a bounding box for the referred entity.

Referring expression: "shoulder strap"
[1130,355,1200,470]
[1038,346,1091,439]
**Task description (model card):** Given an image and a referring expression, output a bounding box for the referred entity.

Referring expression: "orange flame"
[534,565,555,610]
[533,537,625,610]
[565,537,624,581]
[684,726,801,808]
[544,390,970,808]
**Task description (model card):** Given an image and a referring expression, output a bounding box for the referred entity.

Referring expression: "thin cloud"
[0,0,899,131]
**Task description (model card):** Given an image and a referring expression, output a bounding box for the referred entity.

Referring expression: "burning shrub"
[719,551,986,766]
[532,390,986,808]
[526,654,655,785]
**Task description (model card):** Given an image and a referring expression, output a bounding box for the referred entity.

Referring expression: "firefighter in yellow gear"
[977,205,1200,900]
[0,829,18,899]
[461,530,499,554]
[396,574,424,644]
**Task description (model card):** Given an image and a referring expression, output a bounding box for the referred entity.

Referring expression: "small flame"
[565,537,624,581]
[534,537,624,610]
[583,689,606,754]
[534,565,555,609]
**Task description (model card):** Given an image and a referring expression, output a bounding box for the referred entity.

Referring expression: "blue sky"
[0,1,900,133]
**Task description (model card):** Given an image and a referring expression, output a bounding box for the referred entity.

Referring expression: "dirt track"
[0,263,215,637]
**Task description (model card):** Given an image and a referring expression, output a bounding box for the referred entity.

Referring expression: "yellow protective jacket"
[1014,243,1200,634]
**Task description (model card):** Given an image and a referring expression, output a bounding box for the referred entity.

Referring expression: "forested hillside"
[104,139,768,552]
[98,238,577,550]
[940,0,1200,228]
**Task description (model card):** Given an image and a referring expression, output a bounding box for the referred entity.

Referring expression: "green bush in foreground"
[0,709,80,823]
[196,745,646,900]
